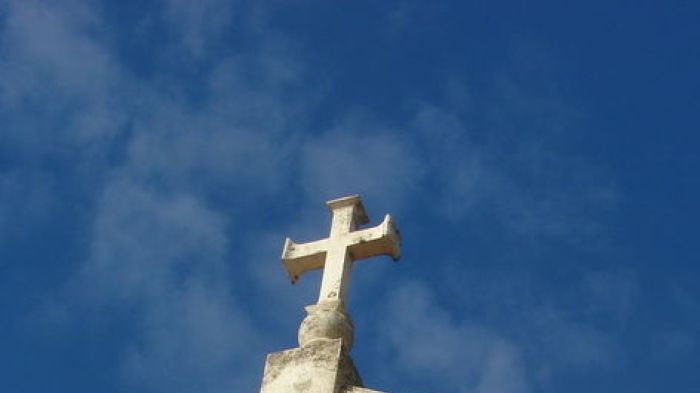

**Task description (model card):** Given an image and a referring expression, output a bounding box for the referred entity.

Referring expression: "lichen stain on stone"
[293,379,312,391]
[259,338,364,393]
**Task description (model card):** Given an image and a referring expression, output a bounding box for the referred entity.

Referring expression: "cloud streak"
[377,281,530,393]
[0,2,628,393]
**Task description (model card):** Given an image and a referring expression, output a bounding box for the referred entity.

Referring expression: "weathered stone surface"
[281,195,401,303]
[299,300,354,350]
[259,338,361,393]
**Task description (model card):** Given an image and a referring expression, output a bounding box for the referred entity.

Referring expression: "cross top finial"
[282,195,401,304]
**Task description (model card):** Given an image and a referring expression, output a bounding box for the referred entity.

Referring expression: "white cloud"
[78,174,264,392]
[0,3,308,391]
[378,280,530,393]
[525,302,620,369]
[410,95,616,247]
[53,3,319,389]
[0,1,129,145]
[1,3,627,393]
[84,176,228,301]
[125,101,291,194]
[301,118,424,212]
[162,0,234,59]
[1,1,112,95]
[412,104,501,219]
[123,282,261,393]
[368,271,630,392]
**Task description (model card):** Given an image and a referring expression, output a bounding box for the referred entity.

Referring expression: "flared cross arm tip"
[347,214,401,262]
[281,237,327,285]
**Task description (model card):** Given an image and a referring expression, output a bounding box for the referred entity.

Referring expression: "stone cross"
[282,195,401,304]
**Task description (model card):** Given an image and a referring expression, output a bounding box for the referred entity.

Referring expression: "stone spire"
[258,195,401,393]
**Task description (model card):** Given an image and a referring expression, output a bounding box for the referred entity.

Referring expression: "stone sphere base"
[298,300,354,351]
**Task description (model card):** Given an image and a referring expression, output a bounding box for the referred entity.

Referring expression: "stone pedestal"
[260,301,361,393]
[259,338,362,393]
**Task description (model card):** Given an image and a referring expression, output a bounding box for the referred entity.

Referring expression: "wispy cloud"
[161,0,234,59]
[0,2,306,391]
[1,2,629,393]
[301,116,424,211]
[73,175,262,392]
[0,1,129,145]
[409,95,616,247]
[376,280,530,393]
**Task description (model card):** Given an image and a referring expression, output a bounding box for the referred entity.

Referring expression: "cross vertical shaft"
[320,202,359,302]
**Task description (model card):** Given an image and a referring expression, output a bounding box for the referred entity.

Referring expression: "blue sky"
[1,1,698,392]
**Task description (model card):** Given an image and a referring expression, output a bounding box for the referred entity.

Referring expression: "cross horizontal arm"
[347,214,400,261]
[281,238,329,284]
